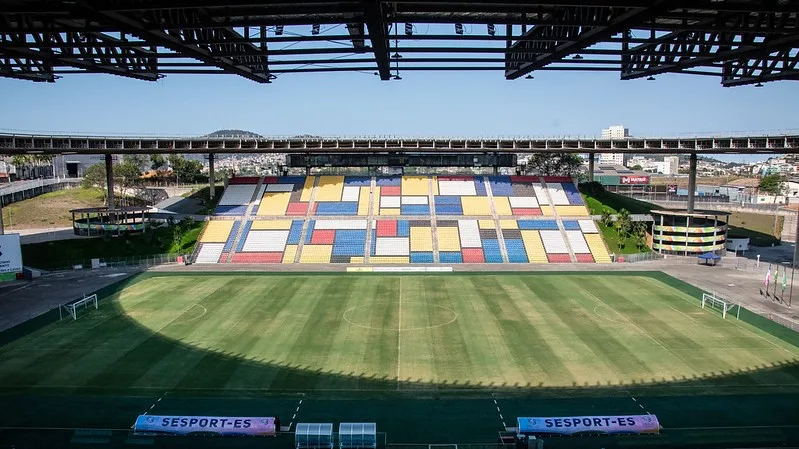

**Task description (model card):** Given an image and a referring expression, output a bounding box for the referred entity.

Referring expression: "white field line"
[397,277,402,390]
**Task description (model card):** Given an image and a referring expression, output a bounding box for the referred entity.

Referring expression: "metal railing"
[616,252,665,263]
[42,253,181,272]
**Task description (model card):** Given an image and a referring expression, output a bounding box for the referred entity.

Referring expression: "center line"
[397,277,402,390]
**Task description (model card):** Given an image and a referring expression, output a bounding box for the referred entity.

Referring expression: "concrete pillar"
[493,166,499,176]
[105,154,115,208]
[306,166,312,176]
[687,153,697,213]
[208,153,215,200]
[588,153,595,182]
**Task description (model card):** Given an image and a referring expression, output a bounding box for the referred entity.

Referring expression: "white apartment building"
[601,125,629,139]
[599,153,625,165]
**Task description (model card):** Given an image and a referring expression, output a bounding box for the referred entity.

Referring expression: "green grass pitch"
[1,272,798,448]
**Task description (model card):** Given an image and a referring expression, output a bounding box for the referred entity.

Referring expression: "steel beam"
[363,0,391,80]
[722,47,799,86]
[621,10,799,80]
[505,2,675,79]
[76,6,271,83]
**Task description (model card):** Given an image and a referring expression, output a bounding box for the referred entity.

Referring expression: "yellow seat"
[461,197,492,216]
[300,176,315,202]
[402,176,429,196]
[437,227,461,252]
[556,205,590,216]
[283,245,298,263]
[410,227,433,252]
[299,245,333,263]
[251,220,293,230]
[521,230,548,263]
[258,191,291,216]
[585,234,612,262]
[200,221,235,243]
[315,176,345,201]
[492,197,512,216]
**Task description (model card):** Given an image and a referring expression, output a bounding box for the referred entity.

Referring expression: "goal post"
[60,294,98,321]
[701,293,740,320]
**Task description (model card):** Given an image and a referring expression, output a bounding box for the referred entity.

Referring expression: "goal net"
[701,293,740,320]
[61,294,98,321]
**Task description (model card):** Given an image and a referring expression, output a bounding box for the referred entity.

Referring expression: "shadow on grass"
[0,272,798,448]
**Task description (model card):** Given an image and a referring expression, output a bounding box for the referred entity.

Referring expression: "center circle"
[343,302,458,331]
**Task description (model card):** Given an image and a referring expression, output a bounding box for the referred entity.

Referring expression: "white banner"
[517,415,660,435]
[0,234,22,273]
[134,415,276,436]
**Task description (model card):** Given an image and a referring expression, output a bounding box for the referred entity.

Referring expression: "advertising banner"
[620,176,649,185]
[134,415,276,436]
[0,234,22,273]
[517,415,660,435]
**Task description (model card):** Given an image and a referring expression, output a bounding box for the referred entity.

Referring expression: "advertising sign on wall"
[0,234,23,273]
[133,415,276,436]
[620,176,650,185]
[517,415,660,435]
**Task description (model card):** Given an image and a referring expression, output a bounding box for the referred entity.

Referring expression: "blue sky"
[1,65,797,163]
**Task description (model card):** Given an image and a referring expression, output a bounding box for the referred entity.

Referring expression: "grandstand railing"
[42,253,180,272]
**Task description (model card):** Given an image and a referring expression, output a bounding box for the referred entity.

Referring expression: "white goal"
[701,293,740,320]
[60,294,98,321]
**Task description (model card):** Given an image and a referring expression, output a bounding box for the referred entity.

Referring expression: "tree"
[615,208,633,249]
[633,221,648,250]
[81,162,107,189]
[525,153,583,176]
[631,164,643,171]
[122,155,149,171]
[168,155,203,183]
[600,209,613,227]
[150,154,166,171]
[115,161,143,196]
[759,174,785,203]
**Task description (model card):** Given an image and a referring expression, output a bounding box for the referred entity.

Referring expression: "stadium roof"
[1,1,797,86]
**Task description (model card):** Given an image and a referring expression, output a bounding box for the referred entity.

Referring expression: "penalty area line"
[142,391,169,417]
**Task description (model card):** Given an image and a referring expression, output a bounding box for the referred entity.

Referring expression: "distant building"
[598,153,625,165]
[601,125,629,139]
[593,165,650,187]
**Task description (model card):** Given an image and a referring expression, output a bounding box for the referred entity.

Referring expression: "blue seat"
[410,252,434,263]
[439,252,463,263]
[482,239,503,263]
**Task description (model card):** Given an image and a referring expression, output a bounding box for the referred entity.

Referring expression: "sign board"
[667,184,678,193]
[0,234,22,273]
[620,176,649,185]
[133,415,276,436]
[517,415,660,436]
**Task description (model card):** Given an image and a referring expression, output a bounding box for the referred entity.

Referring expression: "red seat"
[231,252,283,263]
[462,248,485,263]
[547,253,571,263]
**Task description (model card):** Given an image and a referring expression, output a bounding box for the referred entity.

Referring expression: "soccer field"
[1,272,799,448]
[1,272,797,392]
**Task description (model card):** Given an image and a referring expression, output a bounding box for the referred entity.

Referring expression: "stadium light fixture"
[405,23,413,36]
[312,24,320,35]
[647,76,655,81]
[573,54,583,60]
[487,24,496,36]
[525,74,534,79]
[391,53,402,59]
[755,82,764,87]
[275,25,284,36]
[393,74,402,80]
[455,23,464,35]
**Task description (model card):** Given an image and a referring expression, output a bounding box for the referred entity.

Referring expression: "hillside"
[2,187,107,229]
[21,219,203,270]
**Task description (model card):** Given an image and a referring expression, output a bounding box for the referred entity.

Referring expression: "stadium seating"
[195,174,612,264]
